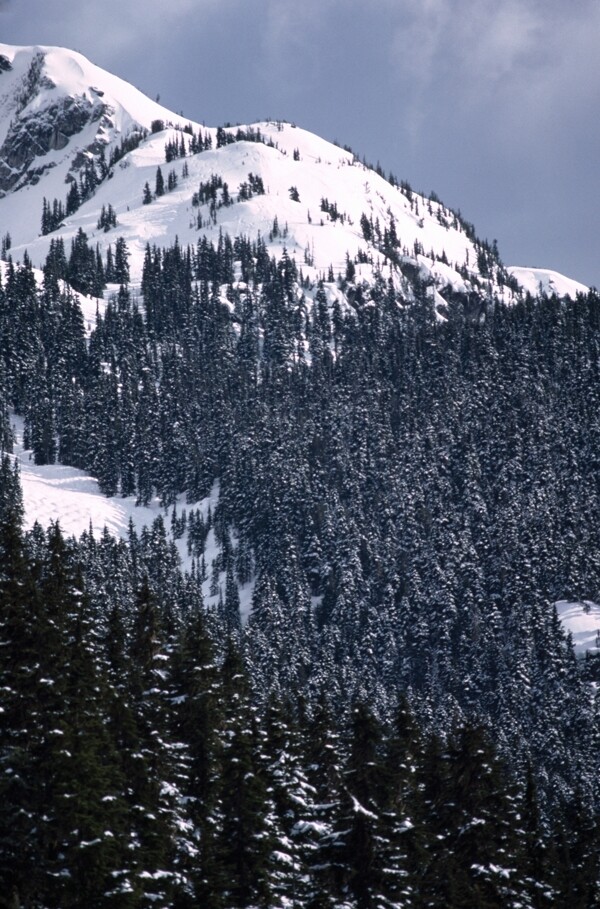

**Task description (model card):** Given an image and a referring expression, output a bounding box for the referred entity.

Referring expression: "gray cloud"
[298,2,598,133]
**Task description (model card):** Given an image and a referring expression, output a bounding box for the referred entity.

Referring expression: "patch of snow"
[10,415,255,621]
[508,266,588,300]
[555,600,600,655]
[11,413,169,541]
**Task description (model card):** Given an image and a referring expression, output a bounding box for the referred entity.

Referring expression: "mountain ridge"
[0,42,588,312]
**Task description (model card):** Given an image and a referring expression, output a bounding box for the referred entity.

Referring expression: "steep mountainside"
[0,43,587,311]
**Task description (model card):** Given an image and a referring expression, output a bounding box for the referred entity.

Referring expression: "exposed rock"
[14,53,49,114]
[0,55,12,74]
[26,161,57,186]
[0,93,103,194]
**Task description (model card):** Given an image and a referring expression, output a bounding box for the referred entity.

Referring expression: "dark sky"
[2,0,599,286]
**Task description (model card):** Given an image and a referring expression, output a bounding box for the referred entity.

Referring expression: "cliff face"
[0,95,107,193]
[0,51,110,195]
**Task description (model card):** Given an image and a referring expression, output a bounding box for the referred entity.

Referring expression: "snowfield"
[507,266,589,300]
[555,600,600,656]
[0,42,588,307]
[10,414,255,620]
[12,414,165,541]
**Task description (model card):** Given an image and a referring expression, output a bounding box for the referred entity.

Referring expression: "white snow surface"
[507,267,589,300]
[0,42,188,146]
[10,413,255,619]
[11,413,174,541]
[0,42,586,307]
[555,600,600,655]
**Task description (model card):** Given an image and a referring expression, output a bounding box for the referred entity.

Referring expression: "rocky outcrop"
[0,93,104,194]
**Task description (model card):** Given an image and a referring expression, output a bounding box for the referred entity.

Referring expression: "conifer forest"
[1,232,600,907]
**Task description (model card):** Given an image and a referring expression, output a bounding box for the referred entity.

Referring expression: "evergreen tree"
[336,703,385,908]
[114,236,130,286]
[155,167,165,198]
[217,642,273,908]
[417,725,526,909]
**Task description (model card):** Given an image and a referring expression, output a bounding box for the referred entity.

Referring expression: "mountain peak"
[0,43,192,198]
[0,42,587,306]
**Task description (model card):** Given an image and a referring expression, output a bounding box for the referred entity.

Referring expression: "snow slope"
[0,43,587,306]
[508,267,589,299]
[10,413,255,619]
[6,120,479,290]
[0,43,191,252]
[0,43,186,146]
[11,414,166,541]
[555,601,600,656]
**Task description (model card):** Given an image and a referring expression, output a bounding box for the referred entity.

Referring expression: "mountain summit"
[0,42,587,307]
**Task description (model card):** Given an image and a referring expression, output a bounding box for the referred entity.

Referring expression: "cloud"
[252,0,599,112]
[387,0,599,98]
[0,0,226,60]
[372,0,600,154]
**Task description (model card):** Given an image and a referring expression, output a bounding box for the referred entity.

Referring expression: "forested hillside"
[1,239,600,906]
[1,40,599,909]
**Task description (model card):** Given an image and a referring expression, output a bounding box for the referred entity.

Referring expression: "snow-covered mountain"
[0,43,593,651]
[507,265,588,300]
[0,42,587,310]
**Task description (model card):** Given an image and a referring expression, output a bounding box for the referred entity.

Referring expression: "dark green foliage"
[237,172,265,202]
[0,469,597,904]
[320,196,344,222]
[191,173,232,224]
[114,236,130,285]
[0,516,138,907]
[337,703,386,906]
[360,211,373,242]
[0,231,11,258]
[416,726,527,908]
[167,168,178,192]
[97,202,118,232]
[65,180,81,216]
[234,125,267,145]
[109,129,148,168]
[216,125,236,148]
[68,227,106,296]
[188,127,212,155]
[2,238,600,904]
[41,195,65,234]
[216,644,275,907]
